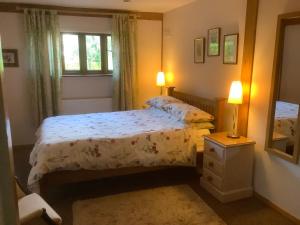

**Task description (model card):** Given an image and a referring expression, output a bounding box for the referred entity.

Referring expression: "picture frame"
[207,27,221,56]
[2,49,19,67]
[194,37,205,63]
[223,34,239,64]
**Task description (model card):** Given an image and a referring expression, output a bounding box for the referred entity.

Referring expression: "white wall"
[0,13,36,145]
[248,0,300,219]
[279,24,300,104]
[163,0,247,130]
[59,16,114,115]
[136,19,162,108]
[163,0,246,99]
[0,13,162,145]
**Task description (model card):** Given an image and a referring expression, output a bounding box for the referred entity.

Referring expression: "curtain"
[24,9,62,125]
[112,14,137,111]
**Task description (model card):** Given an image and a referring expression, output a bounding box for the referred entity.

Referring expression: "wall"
[163,0,247,130]
[0,13,162,145]
[59,16,113,115]
[279,24,300,104]
[0,13,35,145]
[163,0,246,99]
[248,0,300,219]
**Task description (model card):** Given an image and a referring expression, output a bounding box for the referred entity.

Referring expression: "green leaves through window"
[62,34,80,71]
[62,33,113,75]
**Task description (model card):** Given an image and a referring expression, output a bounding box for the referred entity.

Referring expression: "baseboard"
[254,192,300,225]
[13,144,34,151]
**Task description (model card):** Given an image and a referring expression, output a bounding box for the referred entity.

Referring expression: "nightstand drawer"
[204,140,224,162]
[203,155,224,177]
[203,168,223,190]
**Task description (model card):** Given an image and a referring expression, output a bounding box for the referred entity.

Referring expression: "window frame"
[61,32,113,76]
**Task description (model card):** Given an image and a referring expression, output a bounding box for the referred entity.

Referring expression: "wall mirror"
[266,12,300,164]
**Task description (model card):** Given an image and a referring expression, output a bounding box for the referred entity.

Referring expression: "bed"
[274,101,299,146]
[29,87,226,195]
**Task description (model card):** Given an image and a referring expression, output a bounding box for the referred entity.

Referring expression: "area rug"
[73,185,226,225]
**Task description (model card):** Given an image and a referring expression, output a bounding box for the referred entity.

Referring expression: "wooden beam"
[238,0,259,136]
[0,2,163,21]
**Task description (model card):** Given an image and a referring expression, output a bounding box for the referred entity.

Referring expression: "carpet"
[73,185,226,225]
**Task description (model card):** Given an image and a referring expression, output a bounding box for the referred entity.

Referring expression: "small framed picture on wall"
[223,34,239,64]
[2,49,19,67]
[194,37,205,63]
[207,27,220,56]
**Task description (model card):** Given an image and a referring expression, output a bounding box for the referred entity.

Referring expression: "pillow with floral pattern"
[162,102,214,123]
[146,96,183,109]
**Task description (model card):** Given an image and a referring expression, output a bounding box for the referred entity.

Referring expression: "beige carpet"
[73,185,226,225]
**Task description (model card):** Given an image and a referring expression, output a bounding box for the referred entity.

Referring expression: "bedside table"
[200,132,255,203]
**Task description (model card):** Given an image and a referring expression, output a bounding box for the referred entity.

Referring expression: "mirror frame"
[265,11,300,164]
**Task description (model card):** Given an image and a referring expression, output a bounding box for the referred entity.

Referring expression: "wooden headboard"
[167,87,226,132]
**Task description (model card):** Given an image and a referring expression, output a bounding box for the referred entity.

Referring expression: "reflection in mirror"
[272,101,299,156]
[266,12,300,164]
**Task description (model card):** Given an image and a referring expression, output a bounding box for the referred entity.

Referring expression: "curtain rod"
[15,6,140,18]
[0,3,163,20]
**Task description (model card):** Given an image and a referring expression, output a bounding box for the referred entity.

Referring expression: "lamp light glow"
[227,81,243,139]
[156,72,166,87]
[228,81,243,105]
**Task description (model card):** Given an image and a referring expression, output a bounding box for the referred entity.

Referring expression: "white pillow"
[162,102,214,123]
[146,96,183,109]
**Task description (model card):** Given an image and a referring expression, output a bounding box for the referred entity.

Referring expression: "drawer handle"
[209,148,215,153]
[207,176,213,182]
[208,162,214,168]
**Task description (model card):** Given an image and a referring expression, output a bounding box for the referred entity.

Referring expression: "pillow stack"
[146,96,215,129]
[146,96,183,108]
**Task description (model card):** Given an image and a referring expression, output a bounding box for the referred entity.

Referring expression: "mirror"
[266,12,300,164]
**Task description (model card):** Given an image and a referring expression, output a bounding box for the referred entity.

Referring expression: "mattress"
[28,108,210,187]
[274,101,299,144]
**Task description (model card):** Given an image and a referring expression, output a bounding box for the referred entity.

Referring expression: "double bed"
[28,87,226,195]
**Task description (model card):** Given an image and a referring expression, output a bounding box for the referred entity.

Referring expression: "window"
[62,33,113,75]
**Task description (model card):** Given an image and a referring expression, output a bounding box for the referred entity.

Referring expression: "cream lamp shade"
[228,81,243,105]
[156,72,166,87]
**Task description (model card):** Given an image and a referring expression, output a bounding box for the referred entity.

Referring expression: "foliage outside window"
[62,33,113,75]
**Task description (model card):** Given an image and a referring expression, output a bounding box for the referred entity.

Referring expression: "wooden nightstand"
[200,132,255,203]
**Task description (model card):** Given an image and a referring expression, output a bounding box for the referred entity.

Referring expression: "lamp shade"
[228,81,243,105]
[156,72,165,87]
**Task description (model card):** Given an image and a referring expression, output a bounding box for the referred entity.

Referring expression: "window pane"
[86,35,101,71]
[62,34,80,71]
[107,36,113,71]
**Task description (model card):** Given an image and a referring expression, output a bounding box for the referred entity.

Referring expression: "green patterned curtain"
[24,9,62,125]
[112,14,137,111]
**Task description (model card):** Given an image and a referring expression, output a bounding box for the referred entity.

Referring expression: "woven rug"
[73,185,226,225]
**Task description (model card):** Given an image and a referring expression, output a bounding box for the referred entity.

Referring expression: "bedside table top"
[204,132,255,148]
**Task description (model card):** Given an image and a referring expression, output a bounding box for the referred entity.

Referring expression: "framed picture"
[207,28,220,56]
[2,49,19,67]
[223,34,239,64]
[194,38,205,63]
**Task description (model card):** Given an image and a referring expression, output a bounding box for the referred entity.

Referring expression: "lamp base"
[227,133,240,139]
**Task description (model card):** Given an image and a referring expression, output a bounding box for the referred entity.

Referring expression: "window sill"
[62,74,112,78]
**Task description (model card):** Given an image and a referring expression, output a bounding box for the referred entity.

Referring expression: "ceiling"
[2,0,197,13]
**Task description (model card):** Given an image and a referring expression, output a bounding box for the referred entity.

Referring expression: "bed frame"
[38,87,226,196]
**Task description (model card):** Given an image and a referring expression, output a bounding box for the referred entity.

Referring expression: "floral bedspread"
[274,101,299,143]
[28,108,210,187]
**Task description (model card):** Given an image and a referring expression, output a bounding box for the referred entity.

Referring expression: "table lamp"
[227,81,243,138]
[156,72,165,95]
